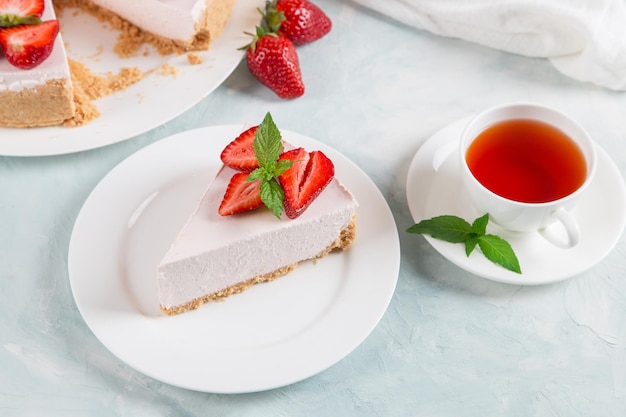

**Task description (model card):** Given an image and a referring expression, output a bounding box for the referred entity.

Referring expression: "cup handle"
[539,207,580,248]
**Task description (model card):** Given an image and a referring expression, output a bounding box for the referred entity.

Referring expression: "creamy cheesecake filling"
[159,217,357,316]
[88,0,210,44]
[157,163,359,314]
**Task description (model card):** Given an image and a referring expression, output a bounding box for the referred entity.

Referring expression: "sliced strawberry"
[0,0,44,27]
[218,172,264,216]
[0,19,58,69]
[278,148,334,219]
[220,126,261,171]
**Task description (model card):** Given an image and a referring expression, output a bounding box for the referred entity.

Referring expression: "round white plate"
[68,125,400,393]
[0,0,263,156]
[406,117,626,285]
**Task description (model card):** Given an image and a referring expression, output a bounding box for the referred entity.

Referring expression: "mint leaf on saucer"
[471,213,489,236]
[476,234,521,274]
[406,215,472,243]
[407,213,522,274]
[464,235,480,257]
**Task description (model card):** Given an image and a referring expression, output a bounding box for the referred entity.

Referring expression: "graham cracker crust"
[160,215,358,316]
[0,78,75,128]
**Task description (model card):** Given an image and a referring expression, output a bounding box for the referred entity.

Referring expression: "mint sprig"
[407,213,521,274]
[247,112,292,218]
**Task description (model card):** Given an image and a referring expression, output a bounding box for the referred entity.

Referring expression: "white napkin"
[352,0,626,91]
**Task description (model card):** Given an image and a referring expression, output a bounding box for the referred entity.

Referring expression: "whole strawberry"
[244,26,304,99]
[272,0,331,45]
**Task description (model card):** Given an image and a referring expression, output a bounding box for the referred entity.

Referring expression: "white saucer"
[406,117,626,285]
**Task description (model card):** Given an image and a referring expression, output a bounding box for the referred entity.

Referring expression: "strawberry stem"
[0,14,42,28]
[239,0,285,51]
[262,0,286,34]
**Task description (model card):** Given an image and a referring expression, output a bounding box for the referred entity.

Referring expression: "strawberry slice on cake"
[0,19,59,69]
[279,147,335,219]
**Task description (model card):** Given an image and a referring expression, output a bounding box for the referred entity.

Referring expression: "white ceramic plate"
[406,117,626,285]
[0,0,263,156]
[68,125,400,393]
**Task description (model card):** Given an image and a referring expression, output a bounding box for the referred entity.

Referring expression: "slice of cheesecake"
[157,131,358,316]
[0,0,75,127]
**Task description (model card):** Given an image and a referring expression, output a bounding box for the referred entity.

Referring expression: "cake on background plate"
[0,0,236,127]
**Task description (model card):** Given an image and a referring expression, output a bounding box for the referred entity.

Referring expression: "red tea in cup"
[460,103,597,245]
[465,118,587,203]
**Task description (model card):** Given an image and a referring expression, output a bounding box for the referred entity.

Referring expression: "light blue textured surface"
[2,1,626,415]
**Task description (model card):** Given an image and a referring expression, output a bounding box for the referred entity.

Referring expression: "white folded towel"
[352,0,626,91]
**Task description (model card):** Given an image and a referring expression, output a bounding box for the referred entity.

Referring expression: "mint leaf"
[407,213,522,274]
[248,166,273,182]
[406,215,472,243]
[477,235,522,274]
[274,158,294,177]
[260,179,284,219]
[464,235,480,256]
[254,112,283,167]
[471,213,489,236]
[248,112,293,219]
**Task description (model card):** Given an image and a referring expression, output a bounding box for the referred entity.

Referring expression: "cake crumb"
[63,81,100,127]
[187,53,203,65]
[155,63,178,77]
[68,59,144,100]
[63,58,145,126]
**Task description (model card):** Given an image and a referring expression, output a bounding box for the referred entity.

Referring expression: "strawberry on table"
[218,172,264,216]
[243,26,304,99]
[220,126,263,172]
[0,0,44,27]
[278,148,335,219]
[0,18,58,69]
[266,0,332,45]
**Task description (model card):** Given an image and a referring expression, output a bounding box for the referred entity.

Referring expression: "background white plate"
[68,125,400,393]
[0,0,263,156]
[406,117,626,285]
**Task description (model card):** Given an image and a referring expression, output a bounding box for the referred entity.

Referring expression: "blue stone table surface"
[1,1,626,416]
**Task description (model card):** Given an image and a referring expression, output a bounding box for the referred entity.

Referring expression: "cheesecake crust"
[0,78,75,128]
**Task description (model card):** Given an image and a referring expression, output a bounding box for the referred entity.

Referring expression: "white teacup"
[459,103,597,248]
